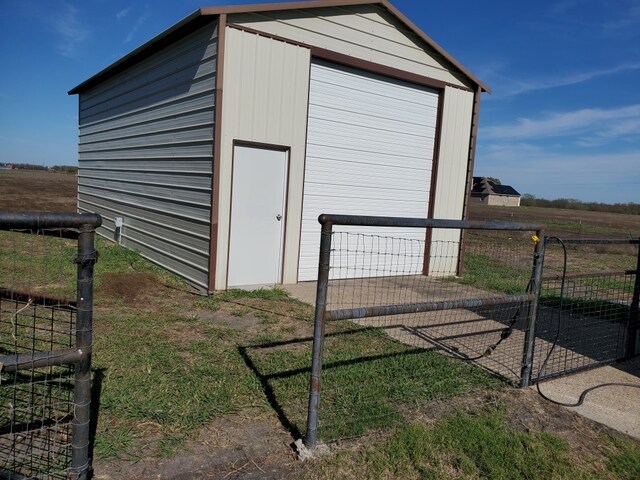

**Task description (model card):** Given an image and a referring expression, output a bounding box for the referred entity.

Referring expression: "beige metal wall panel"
[215,28,311,289]
[429,86,474,275]
[229,4,473,89]
[77,22,217,289]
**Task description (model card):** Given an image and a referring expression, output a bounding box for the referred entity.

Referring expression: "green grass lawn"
[246,327,499,442]
[311,406,640,480]
[1,233,639,478]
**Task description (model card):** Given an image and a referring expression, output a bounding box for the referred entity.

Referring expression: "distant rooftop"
[471,177,520,197]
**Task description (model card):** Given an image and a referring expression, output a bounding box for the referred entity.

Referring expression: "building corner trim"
[208,14,227,293]
[457,86,482,275]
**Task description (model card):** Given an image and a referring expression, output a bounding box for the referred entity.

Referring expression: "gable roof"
[472,177,520,197]
[69,0,489,95]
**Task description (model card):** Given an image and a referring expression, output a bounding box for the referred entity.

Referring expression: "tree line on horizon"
[2,163,78,173]
[521,194,640,215]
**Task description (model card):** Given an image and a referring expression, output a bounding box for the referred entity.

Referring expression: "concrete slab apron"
[286,278,579,383]
[285,279,640,440]
[534,357,640,440]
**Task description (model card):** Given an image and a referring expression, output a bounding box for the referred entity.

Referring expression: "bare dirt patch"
[92,412,299,480]
[98,271,159,303]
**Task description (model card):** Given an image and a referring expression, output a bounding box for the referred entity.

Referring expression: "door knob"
[276,214,282,221]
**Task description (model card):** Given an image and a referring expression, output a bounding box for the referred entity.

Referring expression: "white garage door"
[298,60,440,281]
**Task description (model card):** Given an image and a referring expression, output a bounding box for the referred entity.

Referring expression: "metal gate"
[303,214,545,449]
[302,214,639,449]
[0,212,101,480]
[532,237,639,382]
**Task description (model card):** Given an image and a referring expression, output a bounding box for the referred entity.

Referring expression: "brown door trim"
[423,88,446,276]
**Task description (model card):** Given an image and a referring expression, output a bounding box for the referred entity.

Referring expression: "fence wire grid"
[302,217,543,447]
[0,214,99,480]
[303,215,639,449]
[0,295,76,479]
[534,239,639,381]
[325,229,537,383]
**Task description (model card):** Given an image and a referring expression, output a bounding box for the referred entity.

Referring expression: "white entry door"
[228,145,288,287]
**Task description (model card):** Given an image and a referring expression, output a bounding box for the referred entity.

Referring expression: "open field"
[0,170,639,478]
[0,169,76,212]
[469,202,640,239]
[1,169,637,237]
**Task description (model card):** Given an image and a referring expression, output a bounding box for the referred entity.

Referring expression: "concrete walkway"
[534,357,640,439]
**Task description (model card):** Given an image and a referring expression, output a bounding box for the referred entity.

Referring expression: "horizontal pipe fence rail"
[0,212,101,480]
[304,214,544,449]
[303,214,640,450]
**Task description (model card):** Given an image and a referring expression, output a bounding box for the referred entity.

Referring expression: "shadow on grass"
[238,325,498,443]
[88,368,105,479]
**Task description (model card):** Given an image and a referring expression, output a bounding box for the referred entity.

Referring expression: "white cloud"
[481,104,640,141]
[495,62,640,98]
[603,5,640,32]
[116,7,132,21]
[475,145,640,201]
[124,11,150,43]
[548,0,588,16]
[53,3,88,58]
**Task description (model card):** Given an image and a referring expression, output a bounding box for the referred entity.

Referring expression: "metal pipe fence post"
[627,239,640,359]
[304,216,333,449]
[70,223,98,480]
[519,231,546,388]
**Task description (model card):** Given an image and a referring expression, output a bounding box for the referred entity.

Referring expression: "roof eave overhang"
[68,9,215,95]
[69,0,490,95]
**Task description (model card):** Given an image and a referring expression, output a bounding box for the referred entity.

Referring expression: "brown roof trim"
[217,0,490,92]
[228,23,468,92]
[69,0,489,95]
[200,0,377,15]
[379,1,490,93]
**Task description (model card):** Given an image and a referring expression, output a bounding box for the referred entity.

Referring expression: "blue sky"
[1,0,638,203]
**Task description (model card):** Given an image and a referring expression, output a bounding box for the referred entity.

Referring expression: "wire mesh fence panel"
[326,229,538,382]
[0,214,100,480]
[305,216,543,448]
[0,297,76,479]
[0,229,77,302]
[534,239,639,381]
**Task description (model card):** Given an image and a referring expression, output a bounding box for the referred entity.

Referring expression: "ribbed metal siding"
[299,60,439,281]
[77,22,217,289]
[229,4,473,89]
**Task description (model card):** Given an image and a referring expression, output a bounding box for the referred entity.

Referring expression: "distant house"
[471,177,521,207]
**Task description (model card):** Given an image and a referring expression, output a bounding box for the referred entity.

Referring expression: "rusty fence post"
[304,216,333,449]
[520,231,546,388]
[70,223,98,480]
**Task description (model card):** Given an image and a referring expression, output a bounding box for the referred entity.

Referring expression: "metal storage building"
[69,0,489,291]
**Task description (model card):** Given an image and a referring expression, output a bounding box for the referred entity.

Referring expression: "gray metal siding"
[78,22,217,289]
